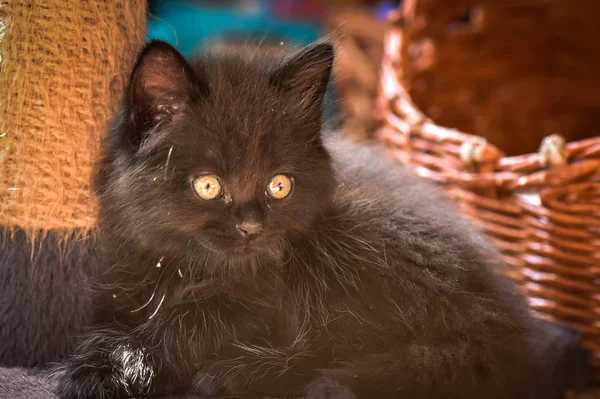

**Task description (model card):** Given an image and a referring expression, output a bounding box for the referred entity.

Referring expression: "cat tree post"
[0,0,146,366]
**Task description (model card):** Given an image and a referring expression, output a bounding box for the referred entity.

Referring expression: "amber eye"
[193,175,223,200]
[266,174,293,199]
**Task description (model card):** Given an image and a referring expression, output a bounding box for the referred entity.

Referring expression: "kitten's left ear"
[128,40,207,131]
[270,41,334,106]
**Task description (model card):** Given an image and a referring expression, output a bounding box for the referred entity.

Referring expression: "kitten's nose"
[236,221,263,238]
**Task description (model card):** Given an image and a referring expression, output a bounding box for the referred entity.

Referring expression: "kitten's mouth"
[230,246,258,257]
[197,236,285,262]
[197,237,265,258]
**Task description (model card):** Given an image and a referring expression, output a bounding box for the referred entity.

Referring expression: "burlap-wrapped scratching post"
[0,0,146,366]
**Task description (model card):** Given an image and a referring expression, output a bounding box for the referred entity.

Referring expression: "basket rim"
[376,27,600,190]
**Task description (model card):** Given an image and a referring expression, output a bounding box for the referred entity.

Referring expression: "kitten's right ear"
[127,40,207,131]
[269,41,334,108]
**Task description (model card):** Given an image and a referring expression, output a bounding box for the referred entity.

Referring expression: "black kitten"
[52,40,584,399]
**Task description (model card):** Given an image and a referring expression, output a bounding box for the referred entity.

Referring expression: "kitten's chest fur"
[97,238,389,363]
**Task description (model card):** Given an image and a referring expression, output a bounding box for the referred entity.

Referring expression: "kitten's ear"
[270,41,334,106]
[128,40,207,130]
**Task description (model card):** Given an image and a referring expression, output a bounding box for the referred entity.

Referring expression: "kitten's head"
[98,40,335,266]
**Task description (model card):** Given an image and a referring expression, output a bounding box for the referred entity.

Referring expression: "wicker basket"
[328,9,386,141]
[376,2,600,379]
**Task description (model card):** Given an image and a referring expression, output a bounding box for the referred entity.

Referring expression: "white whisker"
[164,145,173,180]
[148,293,166,320]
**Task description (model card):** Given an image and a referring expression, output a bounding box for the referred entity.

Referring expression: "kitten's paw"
[305,377,355,399]
[51,343,154,399]
[51,361,130,399]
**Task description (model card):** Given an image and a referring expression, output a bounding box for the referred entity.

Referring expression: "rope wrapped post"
[0,0,146,235]
[0,0,146,366]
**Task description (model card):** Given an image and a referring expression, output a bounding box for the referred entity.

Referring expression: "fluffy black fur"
[51,40,589,399]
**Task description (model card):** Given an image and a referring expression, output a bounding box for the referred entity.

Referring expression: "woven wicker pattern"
[0,0,146,233]
[377,7,600,379]
[328,9,386,142]
[389,0,600,156]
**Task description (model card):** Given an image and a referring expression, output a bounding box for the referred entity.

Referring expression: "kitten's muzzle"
[234,201,264,238]
[235,221,263,238]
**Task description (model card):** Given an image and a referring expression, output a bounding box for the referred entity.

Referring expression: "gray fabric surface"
[0,367,58,399]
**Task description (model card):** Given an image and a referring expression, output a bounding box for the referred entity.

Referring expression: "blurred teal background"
[147,0,399,55]
[145,0,400,126]
[147,0,324,56]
